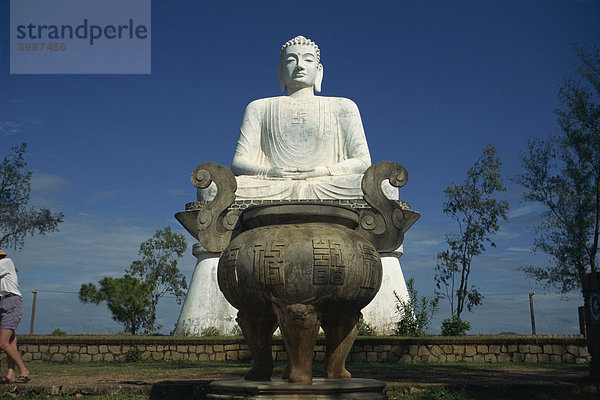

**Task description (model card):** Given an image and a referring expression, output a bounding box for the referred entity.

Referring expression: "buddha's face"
[280,44,319,89]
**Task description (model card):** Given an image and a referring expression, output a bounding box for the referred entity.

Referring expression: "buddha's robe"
[200,96,396,200]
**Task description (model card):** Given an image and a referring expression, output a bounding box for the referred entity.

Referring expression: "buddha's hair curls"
[280,35,321,64]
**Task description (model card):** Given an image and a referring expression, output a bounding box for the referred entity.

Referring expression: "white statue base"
[361,247,408,335]
[174,244,237,336]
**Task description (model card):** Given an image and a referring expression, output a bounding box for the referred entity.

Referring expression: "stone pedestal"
[174,244,237,336]
[207,378,387,399]
[583,272,600,379]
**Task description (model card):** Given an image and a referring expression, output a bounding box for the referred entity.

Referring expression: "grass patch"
[387,386,596,400]
[346,360,588,375]
[0,394,147,400]
[21,333,578,340]
[22,359,588,377]
[26,359,255,377]
[389,388,472,400]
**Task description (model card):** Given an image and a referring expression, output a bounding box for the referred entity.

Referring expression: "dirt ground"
[0,363,596,399]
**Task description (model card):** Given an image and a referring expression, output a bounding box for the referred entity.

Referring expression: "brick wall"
[13,335,590,364]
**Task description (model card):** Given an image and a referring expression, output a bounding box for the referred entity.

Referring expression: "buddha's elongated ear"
[315,64,323,93]
[277,64,286,93]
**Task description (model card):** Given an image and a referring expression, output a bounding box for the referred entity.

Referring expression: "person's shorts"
[0,296,23,331]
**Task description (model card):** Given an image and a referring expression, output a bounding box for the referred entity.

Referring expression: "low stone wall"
[12,335,589,365]
[349,336,590,364]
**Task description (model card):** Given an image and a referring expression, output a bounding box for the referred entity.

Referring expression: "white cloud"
[494,229,523,240]
[508,204,543,219]
[27,172,71,210]
[0,121,20,136]
[507,246,532,252]
[402,227,446,256]
[31,172,71,194]
[84,191,119,204]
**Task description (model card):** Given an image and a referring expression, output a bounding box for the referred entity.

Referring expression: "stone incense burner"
[176,161,417,385]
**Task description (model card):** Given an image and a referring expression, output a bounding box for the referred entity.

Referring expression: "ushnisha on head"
[277,35,324,93]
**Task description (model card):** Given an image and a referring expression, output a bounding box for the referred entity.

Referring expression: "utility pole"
[529,292,536,335]
[29,290,37,335]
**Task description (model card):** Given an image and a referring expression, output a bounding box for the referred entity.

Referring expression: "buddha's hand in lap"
[274,166,330,180]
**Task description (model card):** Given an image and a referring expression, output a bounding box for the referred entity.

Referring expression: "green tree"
[79,275,152,335]
[394,278,438,337]
[440,315,471,336]
[516,45,599,295]
[0,143,64,250]
[435,145,509,326]
[126,227,187,332]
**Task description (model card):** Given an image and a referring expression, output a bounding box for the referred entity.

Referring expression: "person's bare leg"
[4,334,16,382]
[0,330,28,381]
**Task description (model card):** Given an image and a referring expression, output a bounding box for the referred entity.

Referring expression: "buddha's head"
[277,35,323,93]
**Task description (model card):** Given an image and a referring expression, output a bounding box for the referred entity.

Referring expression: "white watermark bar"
[10,0,151,74]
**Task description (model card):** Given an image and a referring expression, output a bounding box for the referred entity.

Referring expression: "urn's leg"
[236,311,278,381]
[322,311,361,379]
[272,303,320,384]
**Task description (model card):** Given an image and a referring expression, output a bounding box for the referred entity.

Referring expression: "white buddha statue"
[177,36,406,337]
[201,35,395,200]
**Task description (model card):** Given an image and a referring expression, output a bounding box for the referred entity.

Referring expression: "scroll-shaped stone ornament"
[191,162,240,253]
[358,161,408,252]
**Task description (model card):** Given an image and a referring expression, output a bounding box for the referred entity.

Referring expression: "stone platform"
[207,378,386,399]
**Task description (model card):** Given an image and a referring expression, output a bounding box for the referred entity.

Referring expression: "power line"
[32,289,79,294]
[483,291,580,298]
[29,289,180,299]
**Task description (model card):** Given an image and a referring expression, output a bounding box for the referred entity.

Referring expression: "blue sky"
[1,0,598,335]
